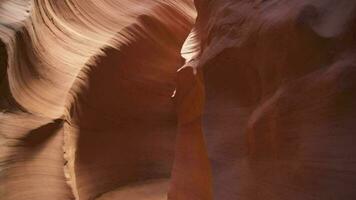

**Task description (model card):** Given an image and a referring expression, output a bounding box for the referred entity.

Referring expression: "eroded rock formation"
[1,0,356,200]
[193,1,356,199]
[1,1,195,199]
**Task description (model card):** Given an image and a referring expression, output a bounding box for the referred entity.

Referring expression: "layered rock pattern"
[1,0,356,200]
[0,1,194,199]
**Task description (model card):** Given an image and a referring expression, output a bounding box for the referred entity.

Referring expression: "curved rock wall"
[193,1,356,200]
[1,1,194,199]
[1,0,356,200]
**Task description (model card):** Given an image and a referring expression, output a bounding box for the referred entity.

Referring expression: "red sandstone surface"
[1,0,356,200]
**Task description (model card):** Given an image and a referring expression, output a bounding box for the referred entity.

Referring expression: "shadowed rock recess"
[1,0,356,200]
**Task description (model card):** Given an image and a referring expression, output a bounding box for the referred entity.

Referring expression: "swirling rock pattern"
[1,0,356,200]
[0,0,195,199]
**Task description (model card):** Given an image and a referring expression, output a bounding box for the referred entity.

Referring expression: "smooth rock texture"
[1,0,356,200]
[96,179,169,200]
[1,1,195,200]
[192,1,356,200]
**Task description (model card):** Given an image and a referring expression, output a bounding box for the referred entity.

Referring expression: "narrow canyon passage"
[1,0,356,200]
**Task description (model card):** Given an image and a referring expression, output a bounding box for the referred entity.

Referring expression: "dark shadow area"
[21,118,64,148]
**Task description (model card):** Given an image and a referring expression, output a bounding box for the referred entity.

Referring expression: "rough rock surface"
[1,0,356,200]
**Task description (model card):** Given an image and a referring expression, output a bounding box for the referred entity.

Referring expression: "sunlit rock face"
[1,0,356,200]
[0,1,195,199]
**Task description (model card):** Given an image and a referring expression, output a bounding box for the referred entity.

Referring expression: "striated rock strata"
[1,0,356,200]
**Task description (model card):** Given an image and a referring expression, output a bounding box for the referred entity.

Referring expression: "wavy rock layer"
[1,0,194,200]
[1,0,356,200]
